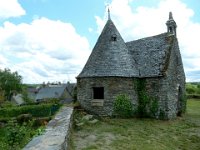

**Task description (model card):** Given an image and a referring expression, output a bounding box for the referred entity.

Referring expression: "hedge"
[187,94,200,99]
[0,104,61,118]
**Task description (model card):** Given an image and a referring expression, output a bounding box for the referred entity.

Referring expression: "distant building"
[77,11,185,119]
[27,87,40,101]
[11,94,25,106]
[27,83,76,103]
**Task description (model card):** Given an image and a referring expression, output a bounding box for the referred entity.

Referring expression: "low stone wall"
[23,106,73,150]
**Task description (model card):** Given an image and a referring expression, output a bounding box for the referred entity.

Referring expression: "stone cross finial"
[108,7,111,20]
[169,12,173,20]
[166,12,177,37]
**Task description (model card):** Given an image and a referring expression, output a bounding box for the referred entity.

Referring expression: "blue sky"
[0,0,199,83]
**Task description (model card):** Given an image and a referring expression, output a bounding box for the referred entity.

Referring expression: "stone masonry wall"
[77,77,138,116]
[164,37,185,119]
[146,36,185,119]
[145,76,177,119]
[77,75,182,119]
[145,36,185,119]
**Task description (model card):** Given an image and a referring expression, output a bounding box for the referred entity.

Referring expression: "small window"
[111,34,117,41]
[93,87,104,99]
[169,27,173,32]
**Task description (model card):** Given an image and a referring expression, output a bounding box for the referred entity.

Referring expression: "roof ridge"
[126,32,169,44]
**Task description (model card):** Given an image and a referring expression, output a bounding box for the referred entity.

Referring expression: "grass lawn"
[71,99,200,150]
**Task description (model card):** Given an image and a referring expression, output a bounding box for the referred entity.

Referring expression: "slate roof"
[27,87,39,100]
[126,33,174,77]
[36,84,67,101]
[77,19,138,78]
[78,19,175,78]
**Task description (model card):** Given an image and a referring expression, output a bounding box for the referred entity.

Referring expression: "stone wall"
[77,77,138,116]
[77,76,177,119]
[144,76,177,119]
[77,74,184,119]
[164,37,185,119]
[149,36,185,119]
[23,107,73,150]
[142,36,185,119]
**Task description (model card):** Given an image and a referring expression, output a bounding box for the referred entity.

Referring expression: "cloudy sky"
[0,0,199,83]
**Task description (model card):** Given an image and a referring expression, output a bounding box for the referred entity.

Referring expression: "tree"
[0,69,23,100]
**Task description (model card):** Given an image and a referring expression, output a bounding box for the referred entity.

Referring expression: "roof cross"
[108,7,111,20]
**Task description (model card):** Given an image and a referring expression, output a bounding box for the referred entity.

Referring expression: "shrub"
[0,104,61,118]
[186,86,195,94]
[16,114,32,124]
[179,94,187,115]
[113,94,133,118]
[5,121,28,149]
[33,117,51,127]
[1,101,14,108]
[150,98,159,117]
[73,86,77,103]
[134,78,159,118]
[159,109,166,120]
[196,88,200,95]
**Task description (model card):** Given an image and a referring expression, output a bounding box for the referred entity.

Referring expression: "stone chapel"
[77,11,186,119]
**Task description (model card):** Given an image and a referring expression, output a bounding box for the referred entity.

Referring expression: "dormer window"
[111,34,117,41]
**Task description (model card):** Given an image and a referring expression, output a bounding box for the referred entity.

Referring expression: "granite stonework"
[77,77,138,116]
[23,107,73,150]
[77,12,186,120]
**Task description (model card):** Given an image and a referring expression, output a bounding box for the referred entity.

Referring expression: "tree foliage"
[0,89,5,105]
[0,69,23,100]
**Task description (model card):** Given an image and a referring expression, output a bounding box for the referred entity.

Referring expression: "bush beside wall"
[0,104,61,118]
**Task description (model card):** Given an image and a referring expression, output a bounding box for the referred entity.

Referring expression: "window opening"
[169,27,173,33]
[111,34,117,41]
[93,87,104,99]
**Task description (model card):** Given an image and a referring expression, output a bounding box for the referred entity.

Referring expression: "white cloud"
[88,27,93,33]
[96,0,200,81]
[0,17,90,83]
[0,0,25,19]
[0,55,8,68]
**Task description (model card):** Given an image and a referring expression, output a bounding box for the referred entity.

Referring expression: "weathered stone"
[23,107,73,150]
[77,77,137,116]
[88,119,99,124]
[91,99,104,106]
[82,114,93,121]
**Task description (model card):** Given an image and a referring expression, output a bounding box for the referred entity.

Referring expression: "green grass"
[71,99,200,150]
